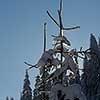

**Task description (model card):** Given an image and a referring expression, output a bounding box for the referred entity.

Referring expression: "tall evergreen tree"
[6,96,9,100]
[81,34,100,100]
[96,37,100,99]
[20,70,32,100]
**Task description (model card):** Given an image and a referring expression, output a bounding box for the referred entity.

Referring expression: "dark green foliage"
[20,70,32,100]
[81,34,100,100]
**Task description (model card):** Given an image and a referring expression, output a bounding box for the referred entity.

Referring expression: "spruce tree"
[6,96,9,100]
[20,70,32,100]
[96,37,100,99]
[81,34,100,100]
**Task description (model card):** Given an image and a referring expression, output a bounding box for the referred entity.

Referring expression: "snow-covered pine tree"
[33,75,41,100]
[81,34,100,100]
[33,69,50,100]
[20,70,32,100]
[96,36,100,100]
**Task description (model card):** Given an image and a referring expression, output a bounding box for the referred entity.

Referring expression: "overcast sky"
[0,0,100,99]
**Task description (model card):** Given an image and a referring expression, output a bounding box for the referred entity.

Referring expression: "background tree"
[10,97,14,100]
[20,70,32,100]
[81,34,100,100]
[6,96,9,100]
